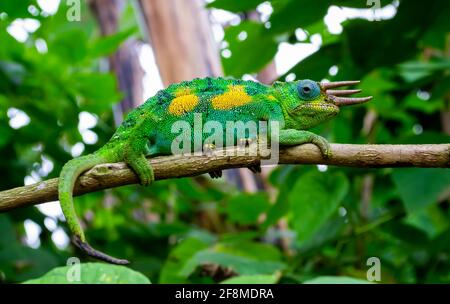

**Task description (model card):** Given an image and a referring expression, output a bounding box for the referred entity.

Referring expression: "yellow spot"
[168,94,199,116]
[267,95,277,101]
[211,85,252,110]
[174,86,192,97]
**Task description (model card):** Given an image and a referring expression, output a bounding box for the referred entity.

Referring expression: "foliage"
[0,0,449,284]
[24,263,151,284]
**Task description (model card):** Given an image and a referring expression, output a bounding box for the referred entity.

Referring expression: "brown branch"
[0,143,449,212]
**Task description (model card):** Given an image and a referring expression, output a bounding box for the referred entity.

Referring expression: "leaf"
[224,192,270,225]
[404,205,449,239]
[72,72,121,112]
[181,251,285,276]
[24,263,151,284]
[206,0,265,12]
[304,276,372,284]
[89,27,137,58]
[0,0,34,18]
[269,0,329,34]
[159,237,211,283]
[0,245,59,282]
[50,29,89,62]
[181,242,285,276]
[391,168,450,214]
[221,273,280,284]
[288,171,349,243]
[222,21,278,77]
[0,215,16,247]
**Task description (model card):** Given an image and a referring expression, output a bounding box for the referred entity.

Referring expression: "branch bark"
[0,144,449,212]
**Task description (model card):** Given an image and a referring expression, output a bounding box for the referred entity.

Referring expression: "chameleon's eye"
[297,79,320,100]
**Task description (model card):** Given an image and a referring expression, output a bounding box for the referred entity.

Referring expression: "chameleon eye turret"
[321,80,372,106]
[297,79,321,100]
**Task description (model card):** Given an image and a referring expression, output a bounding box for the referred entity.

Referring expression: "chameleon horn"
[325,89,361,96]
[320,80,360,90]
[330,95,373,106]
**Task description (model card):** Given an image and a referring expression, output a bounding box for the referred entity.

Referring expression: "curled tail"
[58,152,129,265]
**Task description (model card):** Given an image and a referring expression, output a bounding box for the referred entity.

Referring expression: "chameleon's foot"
[311,135,332,159]
[73,235,130,265]
[126,153,154,186]
[209,170,223,179]
[247,164,261,174]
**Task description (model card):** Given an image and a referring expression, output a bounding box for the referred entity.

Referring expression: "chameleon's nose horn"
[325,89,361,96]
[330,95,373,106]
[320,80,360,90]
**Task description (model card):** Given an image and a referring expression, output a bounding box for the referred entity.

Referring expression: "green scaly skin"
[59,77,369,264]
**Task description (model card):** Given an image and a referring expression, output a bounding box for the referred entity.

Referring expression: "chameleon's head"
[275,79,372,129]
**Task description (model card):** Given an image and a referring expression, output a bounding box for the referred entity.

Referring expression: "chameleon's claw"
[247,164,261,174]
[73,235,130,265]
[311,135,332,159]
[209,170,223,179]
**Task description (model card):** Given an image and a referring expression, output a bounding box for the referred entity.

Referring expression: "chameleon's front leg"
[124,138,155,186]
[278,129,332,158]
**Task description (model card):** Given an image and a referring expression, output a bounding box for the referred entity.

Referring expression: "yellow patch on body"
[211,85,253,110]
[267,94,277,101]
[168,94,199,116]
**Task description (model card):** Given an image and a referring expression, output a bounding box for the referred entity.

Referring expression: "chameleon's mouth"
[320,80,372,106]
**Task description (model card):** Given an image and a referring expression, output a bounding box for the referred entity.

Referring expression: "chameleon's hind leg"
[124,141,154,186]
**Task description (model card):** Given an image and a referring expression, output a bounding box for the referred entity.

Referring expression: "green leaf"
[404,205,449,239]
[288,171,349,243]
[0,0,34,18]
[224,192,270,225]
[221,273,280,284]
[222,21,278,77]
[89,27,137,58]
[181,251,285,276]
[403,93,443,114]
[181,242,285,276]
[50,29,89,62]
[206,0,265,12]
[269,0,329,34]
[0,245,59,282]
[159,237,211,283]
[24,263,150,284]
[72,72,121,112]
[392,168,450,214]
[304,276,372,284]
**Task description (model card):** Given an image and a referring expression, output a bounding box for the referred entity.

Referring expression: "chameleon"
[58,77,372,264]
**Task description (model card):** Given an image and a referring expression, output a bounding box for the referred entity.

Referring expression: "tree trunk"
[139,0,257,191]
[89,0,144,124]
[139,0,222,85]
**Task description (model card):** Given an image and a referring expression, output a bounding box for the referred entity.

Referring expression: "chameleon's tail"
[58,152,129,265]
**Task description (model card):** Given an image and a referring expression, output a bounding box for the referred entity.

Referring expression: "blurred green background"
[0,0,449,284]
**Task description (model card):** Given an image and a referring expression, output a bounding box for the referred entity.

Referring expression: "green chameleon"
[58,77,371,264]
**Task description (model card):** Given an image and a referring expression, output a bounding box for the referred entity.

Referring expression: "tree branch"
[0,143,449,212]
